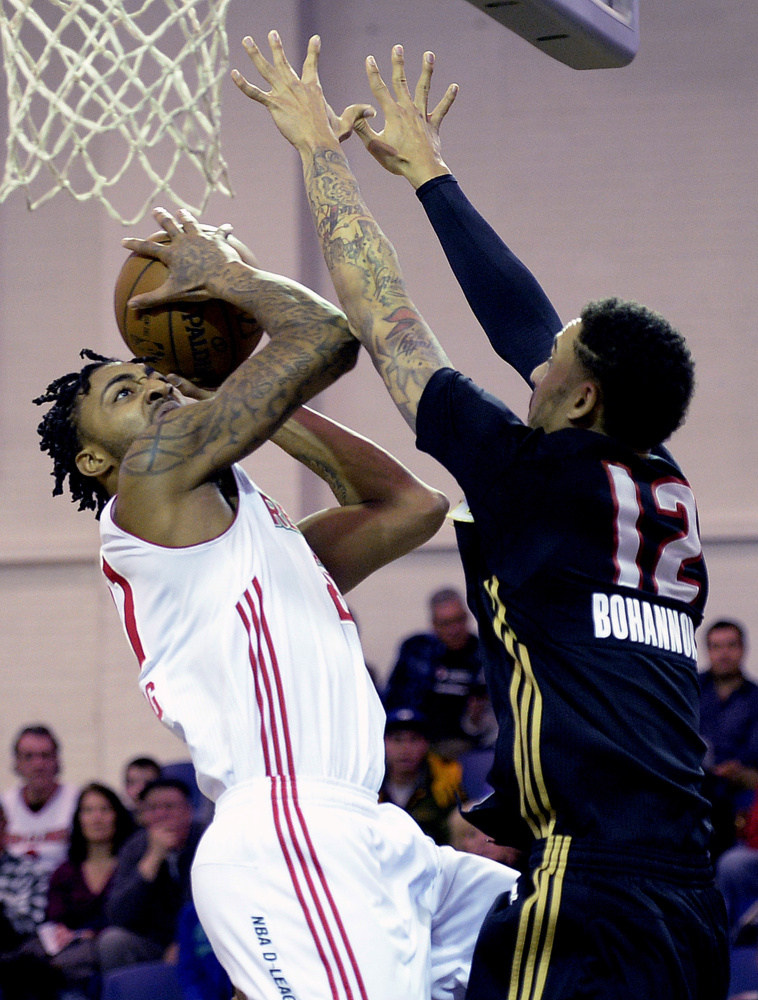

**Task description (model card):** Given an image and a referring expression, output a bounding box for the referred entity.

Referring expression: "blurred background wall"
[0,0,755,789]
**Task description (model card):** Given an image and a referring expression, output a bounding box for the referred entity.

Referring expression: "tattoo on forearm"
[303,147,444,427]
[123,328,359,478]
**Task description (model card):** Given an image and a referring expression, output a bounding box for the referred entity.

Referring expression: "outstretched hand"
[121,208,242,310]
[352,46,457,189]
[232,31,375,150]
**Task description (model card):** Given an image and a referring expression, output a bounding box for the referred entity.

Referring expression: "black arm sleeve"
[416,174,562,385]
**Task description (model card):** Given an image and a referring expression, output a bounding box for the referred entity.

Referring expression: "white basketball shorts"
[191,776,516,1000]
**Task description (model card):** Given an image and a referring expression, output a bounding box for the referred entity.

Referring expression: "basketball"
[114,238,264,389]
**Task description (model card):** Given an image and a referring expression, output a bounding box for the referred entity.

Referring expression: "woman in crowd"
[43,783,134,996]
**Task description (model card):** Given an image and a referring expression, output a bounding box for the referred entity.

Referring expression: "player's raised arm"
[232,32,452,433]
[271,407,448,593]
[351,47,456,190]
[353,46,562,383]
[69,207,361,544]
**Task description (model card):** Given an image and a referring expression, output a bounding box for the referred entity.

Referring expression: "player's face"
[528,320,593,434]
[76,362,185,464]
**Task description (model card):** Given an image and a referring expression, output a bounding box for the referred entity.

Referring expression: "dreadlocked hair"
[33,349,120,517]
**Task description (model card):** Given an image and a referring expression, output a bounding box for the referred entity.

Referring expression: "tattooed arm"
[141,372,447,577]
[109,209,360,546]
[233,32,452,433]
[272,408,447,593]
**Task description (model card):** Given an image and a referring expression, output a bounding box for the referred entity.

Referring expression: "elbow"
[410,487,449,545]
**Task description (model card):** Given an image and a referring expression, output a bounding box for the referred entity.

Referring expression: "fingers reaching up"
[353,46,457,189]
[233,32,358,151]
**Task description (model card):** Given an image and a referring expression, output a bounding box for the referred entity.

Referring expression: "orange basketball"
[114,243,264,389]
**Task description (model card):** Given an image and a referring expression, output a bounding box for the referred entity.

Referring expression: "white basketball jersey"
[0,783,79,874]
[99,466,386,803]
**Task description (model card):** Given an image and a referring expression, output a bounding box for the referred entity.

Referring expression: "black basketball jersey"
[417,368,711,857]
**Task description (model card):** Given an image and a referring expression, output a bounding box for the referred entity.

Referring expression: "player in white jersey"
[100,463,385,798]
[35,211,516,1000]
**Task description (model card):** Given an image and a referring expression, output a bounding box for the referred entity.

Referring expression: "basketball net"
[0,0,233,225]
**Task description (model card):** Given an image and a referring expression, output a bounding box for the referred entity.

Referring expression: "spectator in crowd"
[176,900,233,1000]
[1,725,79,878]
[459,672,498,751]
[122,757,161,824]
[716,792,758,936]
[40,783,135,997]
[455,673,500,803]
[0,801,60,1000]
[97,777,204,973]
[700,620,758,857]
[378,708,463,845]
[384,589,483,753]
[447,802,525,873]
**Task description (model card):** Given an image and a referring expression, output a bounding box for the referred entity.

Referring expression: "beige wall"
[1,0,756,790]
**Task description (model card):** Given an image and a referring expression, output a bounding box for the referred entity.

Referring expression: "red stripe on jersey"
[253,579,297,775]
[236,599,273,777]
[240,582,346,997]
[289,790,370,1000]
[238,589,343,994]
[102,558,146,666]
[252,580,367,1000]
[270,777,342,1000]
[243,589,287,776]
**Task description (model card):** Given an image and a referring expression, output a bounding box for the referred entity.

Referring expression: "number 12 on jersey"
[605,462,703,604]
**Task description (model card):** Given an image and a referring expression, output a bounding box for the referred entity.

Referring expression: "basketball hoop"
[0,0,234,225]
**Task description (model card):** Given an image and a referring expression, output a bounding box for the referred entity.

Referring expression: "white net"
[0,0,234,225]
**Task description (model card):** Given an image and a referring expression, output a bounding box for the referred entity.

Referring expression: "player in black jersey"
[235,34,729,1000]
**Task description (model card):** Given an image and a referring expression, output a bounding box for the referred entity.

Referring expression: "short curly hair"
[575,298,694,451]
[33,349,120,517]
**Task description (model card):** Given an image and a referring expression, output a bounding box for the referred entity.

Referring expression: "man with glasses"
[384,589,483,752]
[98,778,204,972]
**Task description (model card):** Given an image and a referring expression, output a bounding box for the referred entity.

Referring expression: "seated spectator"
[699,620,758,857]
[378,708,463,845]
[122,757,161,825]
[0,801,60,1000]
[176,900,232,1000]
[1,725,79,878]
[39,783,135,997]
[384,589,483,755]
[459,673,498,751]
[447,802,525,874]
[97,778,205,973]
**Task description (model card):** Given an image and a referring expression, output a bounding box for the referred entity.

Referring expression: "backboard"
[462,0,639,69]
